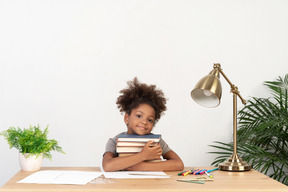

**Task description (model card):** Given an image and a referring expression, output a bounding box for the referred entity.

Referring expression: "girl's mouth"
[137,126,147,130]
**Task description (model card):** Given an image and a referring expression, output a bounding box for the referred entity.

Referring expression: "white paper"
[99,166,169,179]
[17,170,103,185]
[103,171,170,179]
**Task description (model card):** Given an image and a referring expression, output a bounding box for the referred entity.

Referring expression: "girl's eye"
[136,114,141,118]
[148,119,154,123]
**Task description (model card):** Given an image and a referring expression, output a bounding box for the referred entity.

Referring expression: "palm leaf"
[209,74,288,185]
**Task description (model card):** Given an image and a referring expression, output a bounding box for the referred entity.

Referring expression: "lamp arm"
[214,64,247,105]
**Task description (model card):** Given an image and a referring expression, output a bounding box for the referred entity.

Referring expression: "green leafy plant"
[0,125,65,160]
[209,74,288,185]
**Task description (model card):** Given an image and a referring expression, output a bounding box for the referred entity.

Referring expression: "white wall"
[0,0,287,187]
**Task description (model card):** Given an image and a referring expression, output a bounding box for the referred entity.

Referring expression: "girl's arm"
[102,141,162,172]
[125,150,184,171]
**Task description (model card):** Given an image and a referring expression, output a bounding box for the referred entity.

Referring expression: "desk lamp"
[190,63,252,171]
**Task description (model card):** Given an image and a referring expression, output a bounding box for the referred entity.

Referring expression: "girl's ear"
[124,113,129,125]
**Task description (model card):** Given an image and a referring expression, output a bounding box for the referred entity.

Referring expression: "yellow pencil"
[183,170,192,176]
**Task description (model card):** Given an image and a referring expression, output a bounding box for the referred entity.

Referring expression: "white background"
[0,0,287,187]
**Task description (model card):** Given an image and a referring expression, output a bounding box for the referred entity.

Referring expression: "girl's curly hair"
[116,77,167,123]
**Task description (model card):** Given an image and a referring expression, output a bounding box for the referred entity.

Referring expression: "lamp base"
[219,154,252,172]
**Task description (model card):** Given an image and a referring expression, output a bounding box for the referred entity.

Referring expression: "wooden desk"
[1,167,287,192]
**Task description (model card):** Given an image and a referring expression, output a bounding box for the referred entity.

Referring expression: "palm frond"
[209,74,288,185]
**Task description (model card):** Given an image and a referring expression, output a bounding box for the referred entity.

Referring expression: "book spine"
[117,142,158,147]
[117,134,161,139]
[116,146,143,153]
[117,138,160,142]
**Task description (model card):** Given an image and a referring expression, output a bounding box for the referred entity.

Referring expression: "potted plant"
[0,124,65,171]
[209,74,288,185]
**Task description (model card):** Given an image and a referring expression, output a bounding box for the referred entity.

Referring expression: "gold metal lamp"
[191,63,252,171]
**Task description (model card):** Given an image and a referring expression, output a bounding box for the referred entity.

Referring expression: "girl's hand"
[139,140,162,161]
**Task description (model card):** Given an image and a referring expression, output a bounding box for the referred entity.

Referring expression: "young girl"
[102,78,184,172]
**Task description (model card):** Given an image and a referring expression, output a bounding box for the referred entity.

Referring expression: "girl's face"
[124,103,155,135]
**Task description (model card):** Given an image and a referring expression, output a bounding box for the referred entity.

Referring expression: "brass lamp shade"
[191,68,222,108]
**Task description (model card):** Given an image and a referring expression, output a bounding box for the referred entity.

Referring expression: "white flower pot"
[19,153,43,171]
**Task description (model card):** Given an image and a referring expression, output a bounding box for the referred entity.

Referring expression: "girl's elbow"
[172,158,184,171]
[102,163,113,172]
[180,163,184,170]
[177,160,184,171]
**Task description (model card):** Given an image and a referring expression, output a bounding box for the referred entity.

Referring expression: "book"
[117,141,158,147]
[116,146,143,153]
[117,133,161,143]
[118,153,137,157]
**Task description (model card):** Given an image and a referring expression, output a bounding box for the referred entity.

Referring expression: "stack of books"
[116,133,162,162]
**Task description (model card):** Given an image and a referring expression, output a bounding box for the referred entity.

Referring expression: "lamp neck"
[209,68,220,78]
[214,63,247,105]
